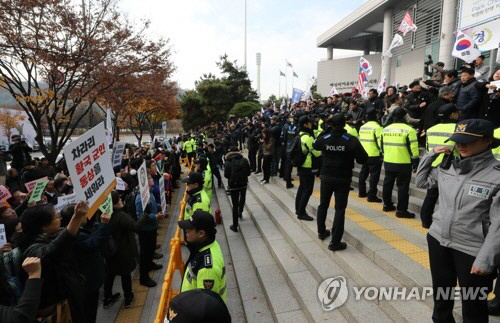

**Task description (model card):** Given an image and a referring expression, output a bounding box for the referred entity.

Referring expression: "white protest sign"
[464,18,500,51]
[159,175,167,215]
[112,141,126,168]
[0,224,6,246]
[64,122,116,219]
[162,121,167,139]
[138,161,150,212]
[54,193,77,213]
[115,177,126,191]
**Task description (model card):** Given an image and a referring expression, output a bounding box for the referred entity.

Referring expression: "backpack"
[287,133,308,167]
[381,113,393,127]
[124,188,140,221]
[229,158,248,188]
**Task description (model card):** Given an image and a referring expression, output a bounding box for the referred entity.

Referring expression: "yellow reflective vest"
[299,131,321,168]
[359,121,383,157]
[345,124,359,138]
[493,127,500,161]
[181,240,227,302]
[202,167,213,202]
[184,189,211,220]
[183,140,194,153]
[426,123,456,167]
[381,123,419,164]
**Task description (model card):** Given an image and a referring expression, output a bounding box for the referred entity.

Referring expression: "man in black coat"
[403,81,431,121]
[422,86,455,131]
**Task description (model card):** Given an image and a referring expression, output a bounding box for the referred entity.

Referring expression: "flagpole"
[285,63,288,98]
[292,71,294,93]
[279,72,281,99]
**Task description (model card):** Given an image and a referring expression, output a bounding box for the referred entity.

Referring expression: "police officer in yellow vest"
[194,156,213,203]
[295,115,321,221]
[178,210,226,302]
[345,122,359,138]
[358,108,383,202]
[182,172,211,220]
[493,127,500,161]
[420,103,458,228]
[183,136,195,165]
[381,107,419,218]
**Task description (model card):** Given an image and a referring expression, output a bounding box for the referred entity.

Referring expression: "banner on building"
[458,0,500,30]
[64,122,116,219]
[452,31,482,63]
[137,161,150,212]
[464,18,500,51]
[398,11,418,36]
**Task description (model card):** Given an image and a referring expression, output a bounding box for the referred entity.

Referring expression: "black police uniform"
[282,122,298,186]
[313,126,368,247]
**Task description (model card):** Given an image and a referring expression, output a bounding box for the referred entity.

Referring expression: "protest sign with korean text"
[28,179,49,203]
[0,224,6,246]
[0,186,11,204]
[99,193,113,216]
[25,177,48,193]
[54,193,77,213]
[115,177,126,191]
[138,161,150,211]
[159,176,167,215]
[64,122,116,219]
[112,141,126,168]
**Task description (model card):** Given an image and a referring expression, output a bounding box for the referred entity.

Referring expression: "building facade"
[316,0,499,97]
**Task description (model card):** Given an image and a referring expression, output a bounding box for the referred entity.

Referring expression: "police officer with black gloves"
[313,114,368,251]
[281,114,298,188]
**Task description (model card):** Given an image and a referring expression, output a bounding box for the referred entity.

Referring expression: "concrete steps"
[215,184,302,323]
[247,175,437,322]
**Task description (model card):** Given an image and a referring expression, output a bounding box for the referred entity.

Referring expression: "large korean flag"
[64,122,116,219]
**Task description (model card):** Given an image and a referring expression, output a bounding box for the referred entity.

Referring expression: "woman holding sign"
[17,201,89,323]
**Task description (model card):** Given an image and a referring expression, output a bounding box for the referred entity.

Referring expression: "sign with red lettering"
[25,177,48,193]
[64,122,116,219]
[0,186,11,204]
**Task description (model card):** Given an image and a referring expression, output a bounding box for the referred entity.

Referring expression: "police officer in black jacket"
[281,115,298,188]
[313,114,368,251]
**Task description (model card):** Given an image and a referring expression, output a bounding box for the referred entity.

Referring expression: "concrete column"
[439,0,458,70]
[381,8,393,86]
[327,46,334,60]
[489,48,498,77]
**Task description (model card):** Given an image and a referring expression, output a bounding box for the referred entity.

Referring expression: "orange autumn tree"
[0,109,26,142]
[0,0,174,164]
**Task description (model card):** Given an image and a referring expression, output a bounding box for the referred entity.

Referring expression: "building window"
[396,55,402,67]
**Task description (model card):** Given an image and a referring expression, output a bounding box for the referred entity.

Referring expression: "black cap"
[409,81,420,89]
[182,172,204,185]
[446,119,499,146]
[328,113,345,128]
[167,289,231,323]
[298,115,311,126]
[392,107,407,119]
[178,210,216,233]
[437,103,457,118]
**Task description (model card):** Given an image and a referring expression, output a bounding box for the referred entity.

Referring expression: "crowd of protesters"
[0,136,186,323]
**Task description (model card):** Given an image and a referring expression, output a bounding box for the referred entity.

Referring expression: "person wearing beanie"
[419,102,459,228]
[358,108,384,202]
[380,106,419,218]
[294,115,321,221]
[313,113,368,251]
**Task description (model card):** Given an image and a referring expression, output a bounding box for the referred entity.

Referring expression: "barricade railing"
[155,160,193,323]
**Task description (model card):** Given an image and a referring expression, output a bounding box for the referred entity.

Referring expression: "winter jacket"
[106,209,146,275]
[475,81,500,127]
[74,223,111,293]
[456,78,481,120]
[416,149,500,272]
[0,278,42,323]
[262,137,275,156]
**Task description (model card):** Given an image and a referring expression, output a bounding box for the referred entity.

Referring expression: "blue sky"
[120,0,365,100]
